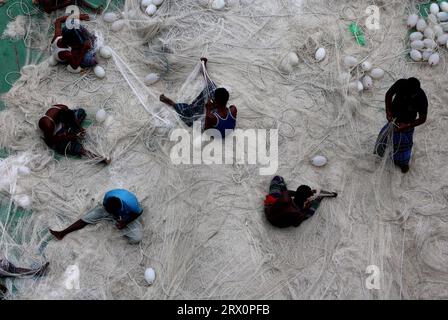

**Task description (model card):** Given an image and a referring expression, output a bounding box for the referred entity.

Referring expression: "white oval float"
[437,33,448,45]
[146,4,157,15]
[410,40,424,50]
[311,155,327,167]
[430,3,440,14]
[424,27,435,39]
[428,53,440,66]
[288,52,299,66]
[99,46,112,59]
[416,19,427,32]
[344,56,358,67]
[144,268,156,285]
[409,31,423,41]
[410,49,422,61]
[437,12,448,22]
[315,48,326,61]
[144,73,160,85]
[94,66,106,79]
[422,50,433,61]
[141,0,152,7]
[369,68,384,79]
[96,109,107,123]
[103,12,119,23]
[361,61,372,72]
[362,75,373,90]
[441,1,448,12]
[111,19,125,32]
[407,14,418,28]
[153,0,164,5]
[211,0,225,10]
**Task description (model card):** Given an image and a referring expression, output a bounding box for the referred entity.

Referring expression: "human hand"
[395,123,409,132]
[386,113,393,122]
[77,129,86,139]
[80,14,90,21]
[206,99,214,109]
[116,219,127,230]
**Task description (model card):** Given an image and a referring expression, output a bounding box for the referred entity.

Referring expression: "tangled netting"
[1,0,448,299]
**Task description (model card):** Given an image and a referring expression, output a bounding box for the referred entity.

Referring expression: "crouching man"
[50,189,143,244]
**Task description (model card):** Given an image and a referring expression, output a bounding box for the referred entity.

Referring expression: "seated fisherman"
[0,258,49,298]
[264,176,337,228]
[38,104,110,164]
[32,0,102,14]
[374,77,428,173]
[49,189,144,244]
[160,58,237,137]
[51,14,98,71]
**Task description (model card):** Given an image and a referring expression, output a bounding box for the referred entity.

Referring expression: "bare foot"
[49,229,64,240]
[35,262,50,277]
[160,94,168,103]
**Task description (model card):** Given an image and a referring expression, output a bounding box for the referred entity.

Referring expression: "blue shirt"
[103,189,143,221]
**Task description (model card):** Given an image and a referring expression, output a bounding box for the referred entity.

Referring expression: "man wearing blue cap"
[50,189,143,244]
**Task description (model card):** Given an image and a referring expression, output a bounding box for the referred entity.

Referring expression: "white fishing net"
[1,0,448,299]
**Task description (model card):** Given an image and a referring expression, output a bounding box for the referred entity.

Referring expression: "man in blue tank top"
[204,87,237,138]
[49,189,144,244]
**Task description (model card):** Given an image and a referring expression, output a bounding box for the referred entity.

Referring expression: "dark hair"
[407,77,421,93]
[104,197,122,215]
[214,88,229,106]
[294,185,313,209]
[61,26,84,47]
[58,109,74,124]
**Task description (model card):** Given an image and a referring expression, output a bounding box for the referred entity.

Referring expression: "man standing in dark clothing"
[374,78,428,173]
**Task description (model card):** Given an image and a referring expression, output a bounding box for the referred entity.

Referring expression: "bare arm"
[385,85,396,122]
[203,99,217,130]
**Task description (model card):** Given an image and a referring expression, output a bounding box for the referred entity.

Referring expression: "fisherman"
[38,104,110,164]
[374,77,428,173]
[51,14,98,71]
[160,58,237,137]
[32,0,102,14]
[0,259,49,298]
[49,189,144,244]
[264,176,337,228]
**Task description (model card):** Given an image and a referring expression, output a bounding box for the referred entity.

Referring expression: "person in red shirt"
[50,14,98,71]
[264,176,337,228]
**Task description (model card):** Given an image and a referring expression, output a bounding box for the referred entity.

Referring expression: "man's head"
[32,0,39,4]
[398,77,421,98]
[104,197,122,216]
[61,27,84,47]
[214,88,229,107]
[407,77,421,96]
[58,109,73,124]
[294,185,313,209]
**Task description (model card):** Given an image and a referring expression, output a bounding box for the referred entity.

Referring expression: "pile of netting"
[1,0,448,299]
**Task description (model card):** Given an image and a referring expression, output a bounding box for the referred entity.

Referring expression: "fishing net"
[0,0,448,299]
